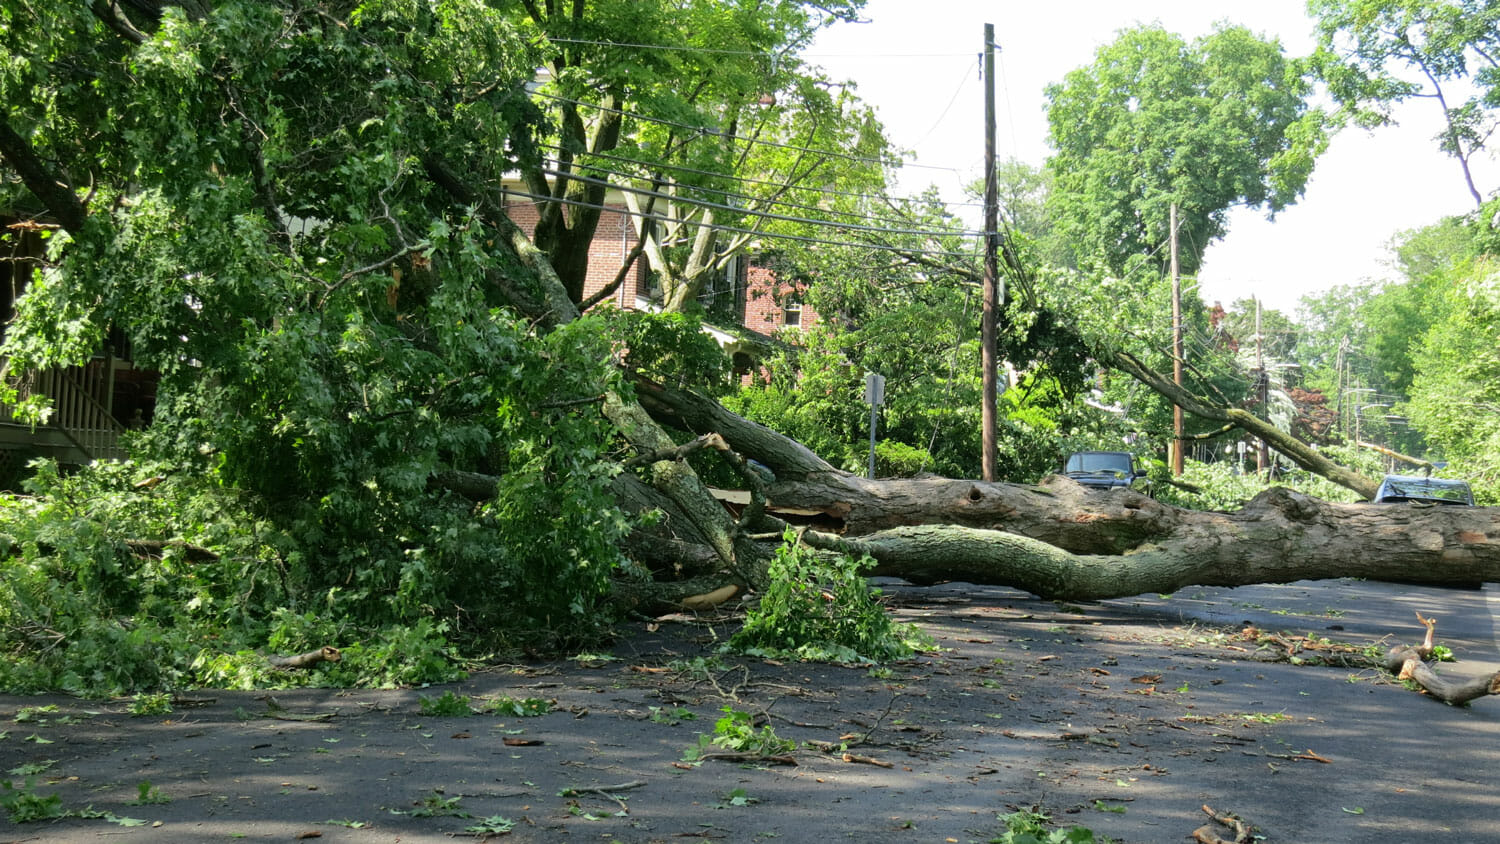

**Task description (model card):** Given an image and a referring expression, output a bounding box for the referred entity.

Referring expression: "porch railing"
[0,361,128,463]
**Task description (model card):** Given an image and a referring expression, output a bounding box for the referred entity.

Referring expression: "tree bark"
[801,486,1500,599]
[1384,613,1500,706]
[635,379,1500,597]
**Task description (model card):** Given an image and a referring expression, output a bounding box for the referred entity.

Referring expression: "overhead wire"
[907,60,974,151]
[544,36,973,62]
[529,89,965,174]
[530,156,977,236]
[535,142,966,223]
[537,166,978,237]
[500,187,982,261]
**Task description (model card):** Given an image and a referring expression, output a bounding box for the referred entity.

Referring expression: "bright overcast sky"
[807,0,1495,313]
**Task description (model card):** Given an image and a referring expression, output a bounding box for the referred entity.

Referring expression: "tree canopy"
[1044,23,1328,276]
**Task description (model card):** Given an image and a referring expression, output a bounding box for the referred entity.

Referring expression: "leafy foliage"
[728,191,1092,483]
[991,808,1114,844]
[1045,24,1327,276]
[728,530,928,662]
[1154,456,1364,511]
[1310,0,1500,205]
[1406,258,1500,503]
[0,779,65,823]
[418,691,474,717]
[611,309,733,396]
[683,706,795,762]
[0,0,661,691]
[0,458,472,695]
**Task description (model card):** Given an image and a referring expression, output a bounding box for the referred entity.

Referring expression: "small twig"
[851,692,901,745]
[559,780,645,813]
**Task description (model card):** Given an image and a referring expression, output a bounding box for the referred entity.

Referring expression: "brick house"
[502,193,819,374]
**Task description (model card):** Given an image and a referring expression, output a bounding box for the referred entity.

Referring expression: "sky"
[805,0,1494,314]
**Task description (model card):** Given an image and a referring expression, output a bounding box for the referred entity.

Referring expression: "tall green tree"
[1044,23,1328,276]
[1310,0,1500,207]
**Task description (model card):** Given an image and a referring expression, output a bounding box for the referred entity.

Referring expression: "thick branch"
[1384,614,1500,705]
[90,0,149,45]
[1105,348,1378,499]
[0,118,88,235]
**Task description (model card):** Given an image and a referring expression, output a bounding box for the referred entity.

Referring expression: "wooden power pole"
[1170,202,1184,476]
[981,23,1000,482]
[1254,296,1269,476]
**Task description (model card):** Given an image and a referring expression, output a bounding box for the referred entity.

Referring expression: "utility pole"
[1170,202,1184,476]
[1254,297,1268,477]
[980,23,1000,482]
[1335,335,1348,439]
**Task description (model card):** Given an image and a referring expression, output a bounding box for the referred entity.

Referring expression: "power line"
[544,36,972,61]
[537,142,970,222]
[529,89,965,174]
[501,188,981,261]
[538,167,980,238]
[532,154,976,235]
[544,37,778,58]
[908,62,974,151]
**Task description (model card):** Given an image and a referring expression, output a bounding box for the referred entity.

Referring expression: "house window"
[782,302,802,328]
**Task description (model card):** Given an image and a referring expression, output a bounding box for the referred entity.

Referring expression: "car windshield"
[1375,475,1474,505]
[1066,453,1132,474]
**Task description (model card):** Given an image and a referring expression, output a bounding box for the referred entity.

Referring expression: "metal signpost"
[863,371,885,479]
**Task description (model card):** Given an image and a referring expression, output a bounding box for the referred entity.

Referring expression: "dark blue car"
[1063,451,1152,496]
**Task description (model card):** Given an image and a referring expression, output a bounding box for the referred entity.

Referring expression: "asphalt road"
[3,577,1499,843]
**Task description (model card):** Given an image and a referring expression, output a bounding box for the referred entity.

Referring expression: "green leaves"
[728,529,929,663]
[1310,0,1500,205]
[1045,23,1327,277]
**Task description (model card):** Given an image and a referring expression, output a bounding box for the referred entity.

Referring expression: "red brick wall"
[502,197,643,307]
[742,264,818,335]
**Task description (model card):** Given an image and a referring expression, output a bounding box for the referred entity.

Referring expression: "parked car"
[1063,451,1152,495]
[1372,474,1474,506]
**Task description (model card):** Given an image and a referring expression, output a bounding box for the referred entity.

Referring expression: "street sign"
[863,371,886,406]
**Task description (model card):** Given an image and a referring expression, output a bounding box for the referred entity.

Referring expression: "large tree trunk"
[637,378,1500,599]
[431,133,1492,606]
[803,486,1499,598]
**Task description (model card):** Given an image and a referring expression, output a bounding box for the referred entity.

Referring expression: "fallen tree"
[630,379,1499,599]
[5,0,1497,643]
